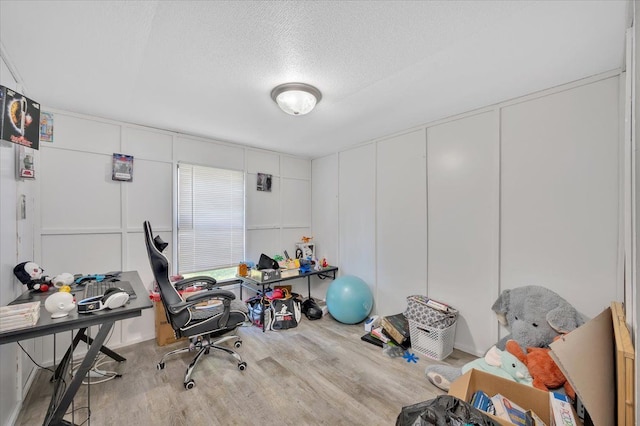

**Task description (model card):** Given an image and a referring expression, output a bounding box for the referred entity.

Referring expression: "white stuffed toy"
[50,272,74,288]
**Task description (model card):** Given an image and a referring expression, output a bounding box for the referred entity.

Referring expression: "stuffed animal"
[425,285,586,391]
[50,272,75,288]
[461,345,532,386]
[13,261,50,292]
[505,338,575,399]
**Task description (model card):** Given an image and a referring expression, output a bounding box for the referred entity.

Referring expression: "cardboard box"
[250,268,281,282]
[154,301,186,346]
[450,302,635,426]
[449,369,551,426]
[550,302,635,426]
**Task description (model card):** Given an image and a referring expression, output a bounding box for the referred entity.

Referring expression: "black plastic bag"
[396,395,500,426]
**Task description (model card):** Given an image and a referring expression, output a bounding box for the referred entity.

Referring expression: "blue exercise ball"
[326,275,373,324]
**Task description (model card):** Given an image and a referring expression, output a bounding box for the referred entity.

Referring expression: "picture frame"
[39,111,54,143]
[16,145,35,179]
[295,242,315,259]
[257,173,272,192]
[112,153,134,182]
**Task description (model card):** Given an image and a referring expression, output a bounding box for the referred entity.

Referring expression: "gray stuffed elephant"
[425,285,586,391]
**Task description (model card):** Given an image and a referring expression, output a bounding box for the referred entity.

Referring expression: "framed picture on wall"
[15,145,35,179]
[257,173,272,192]
[112,153,134,182]
[295,242,315,260]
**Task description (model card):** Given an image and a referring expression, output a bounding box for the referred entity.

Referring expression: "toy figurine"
[13,261,50,292]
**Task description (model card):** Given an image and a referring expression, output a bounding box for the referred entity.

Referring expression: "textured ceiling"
[0,1,628,158]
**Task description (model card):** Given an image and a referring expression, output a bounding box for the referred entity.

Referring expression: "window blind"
[177,164,245,274]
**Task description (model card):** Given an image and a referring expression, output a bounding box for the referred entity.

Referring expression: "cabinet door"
[427,111,499,355]
[339,145,376,292]
[501,77,620,319]
[376,129,427,316]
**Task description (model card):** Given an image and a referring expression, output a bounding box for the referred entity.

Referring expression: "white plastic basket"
[409,319,456,361]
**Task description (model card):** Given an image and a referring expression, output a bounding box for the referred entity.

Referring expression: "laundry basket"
[404,295,458,361]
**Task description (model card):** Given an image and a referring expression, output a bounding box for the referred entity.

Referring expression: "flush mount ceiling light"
[271,83,322,116]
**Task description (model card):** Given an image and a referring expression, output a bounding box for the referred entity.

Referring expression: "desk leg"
[52,328,126,382]
[46,321,115,426]
[79,333,126,362]
[261,283,266,332]
[307,276,311,299]
[52,330,85,382]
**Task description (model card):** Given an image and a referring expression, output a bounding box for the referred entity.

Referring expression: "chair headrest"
[153,235,169,253]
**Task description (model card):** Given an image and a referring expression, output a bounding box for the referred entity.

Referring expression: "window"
[177,163,244,276]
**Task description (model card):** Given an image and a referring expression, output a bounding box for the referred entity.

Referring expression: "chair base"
[156,334,247,389]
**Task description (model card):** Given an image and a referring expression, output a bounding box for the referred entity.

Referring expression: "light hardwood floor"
[15,316,476,425]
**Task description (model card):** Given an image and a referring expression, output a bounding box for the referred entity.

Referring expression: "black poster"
[0,85,40,150]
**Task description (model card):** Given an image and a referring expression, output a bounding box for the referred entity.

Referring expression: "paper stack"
[0,301,41,332]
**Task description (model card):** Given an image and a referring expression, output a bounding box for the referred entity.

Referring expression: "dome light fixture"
[271,83,322,116]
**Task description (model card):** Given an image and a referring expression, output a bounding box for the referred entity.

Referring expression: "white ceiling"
[0,1,629,159]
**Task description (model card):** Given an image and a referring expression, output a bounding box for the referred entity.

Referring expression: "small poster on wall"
[112,153,134,182]
[39,112,54,143]
[295,242,315,260]
[16,145,35,179]
[0,85,41,150]
[257,173,272,192]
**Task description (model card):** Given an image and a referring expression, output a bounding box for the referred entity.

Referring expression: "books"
[425,298,450,312]
[0,301,41,332]
[549,392,578,426]
[527,410,547,426]
[371,326,390,343]
[470,390,495,415]
[360,333,384,348]
[280,268,299,278]
[491,393,531,426]
[381,313,409,344]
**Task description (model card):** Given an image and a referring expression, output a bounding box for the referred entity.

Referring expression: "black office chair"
[143,220,248,389]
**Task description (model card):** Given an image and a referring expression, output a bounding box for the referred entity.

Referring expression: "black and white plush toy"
[13,261,50,292]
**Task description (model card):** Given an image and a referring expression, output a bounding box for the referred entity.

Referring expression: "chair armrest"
[173,276,217,291]
[168,289,236,315]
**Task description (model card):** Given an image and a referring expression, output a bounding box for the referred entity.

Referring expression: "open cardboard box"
[449,368,554,426]
[449,302,635,426]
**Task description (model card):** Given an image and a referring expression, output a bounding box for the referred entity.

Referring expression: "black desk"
[239,266,338,331]
[0,271,152,426]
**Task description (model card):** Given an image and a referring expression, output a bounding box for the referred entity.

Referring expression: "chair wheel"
[157,362,165,370]
[238,362,247,371]
[234,341,242,348]
[184,380,195,390]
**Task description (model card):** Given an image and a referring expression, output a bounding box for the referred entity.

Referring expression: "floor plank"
[14,315,475,425]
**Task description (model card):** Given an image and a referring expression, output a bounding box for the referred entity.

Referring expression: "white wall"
[309,154,339,298]
[0,55,20,426]
[338,144,377,302]
[427,111,500,355]
[377,129,427,316]
[1,55,41,426]
[500,77,620,317]
[312,73,623,357]
[33,112,311,363]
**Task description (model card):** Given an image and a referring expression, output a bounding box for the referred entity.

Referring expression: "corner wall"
[313,73,623,357]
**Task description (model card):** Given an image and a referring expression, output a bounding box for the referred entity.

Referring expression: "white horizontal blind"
[177,164,245,274]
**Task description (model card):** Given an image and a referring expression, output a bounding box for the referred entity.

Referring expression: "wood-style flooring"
[14,315,476,425]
